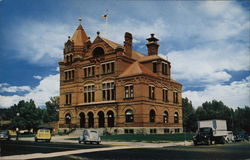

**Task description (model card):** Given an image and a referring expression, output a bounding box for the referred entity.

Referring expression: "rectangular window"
[64,70,75,80]
[124,85,134,99]
[173,91,178,104]
[83,85,95,103]
[153,62,157,73]
[149,86,155,99]
[65,93,72,105]
[84,66,95,78]
[150,129,157,134]
[164,129,170,134]
[102,61,115,74]
[163,88,168,102]
[162,62,168,75]
[102,82,116,101]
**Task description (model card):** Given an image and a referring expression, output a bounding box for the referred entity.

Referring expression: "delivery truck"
[192,120,232,145]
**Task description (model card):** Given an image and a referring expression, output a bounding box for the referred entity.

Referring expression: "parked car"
[0,130,10,140]
[79,129,101,144]
[234,131,249,142]
[35,128,51,142]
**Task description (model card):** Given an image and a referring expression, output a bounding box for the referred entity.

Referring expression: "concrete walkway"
[1,136,193,159]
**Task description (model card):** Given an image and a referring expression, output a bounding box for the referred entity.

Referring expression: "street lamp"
[16,112,20,141]
[66,115,71,134]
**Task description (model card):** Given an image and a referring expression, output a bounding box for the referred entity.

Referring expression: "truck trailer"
[193,120,232,145]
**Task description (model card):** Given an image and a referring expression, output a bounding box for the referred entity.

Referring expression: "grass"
[66,133,195,143]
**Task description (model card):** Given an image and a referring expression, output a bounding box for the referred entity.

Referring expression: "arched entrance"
[98,111,105,128]
[79,112,85,128]
[65,113,71,125]
[107,110,114,127]
[149,110,155,123]
[88,112,94,128]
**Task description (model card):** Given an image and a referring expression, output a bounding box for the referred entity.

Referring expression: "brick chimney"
[124,32,132,57]
[146,34,159,56]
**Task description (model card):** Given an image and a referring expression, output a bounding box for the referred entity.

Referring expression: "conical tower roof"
[71,24,88,47]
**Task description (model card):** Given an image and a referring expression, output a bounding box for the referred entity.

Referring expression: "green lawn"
[66,133,195,143]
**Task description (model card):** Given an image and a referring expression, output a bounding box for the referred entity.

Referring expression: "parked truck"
[192,120,233,145]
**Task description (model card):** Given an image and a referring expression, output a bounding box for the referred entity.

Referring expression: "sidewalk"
[20,135,193,147]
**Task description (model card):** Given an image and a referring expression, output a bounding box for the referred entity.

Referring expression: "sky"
[0,0,249,109]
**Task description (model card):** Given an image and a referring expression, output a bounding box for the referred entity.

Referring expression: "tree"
[195,100,234,130]
[233,106,250,133]
[44,96,59,122]
[182,97,196,132]
[10,99,43,131]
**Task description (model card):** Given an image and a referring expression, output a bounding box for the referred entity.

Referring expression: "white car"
[79,129,101,144]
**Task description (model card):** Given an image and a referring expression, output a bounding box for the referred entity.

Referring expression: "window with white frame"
[163,88,168,102]
[149,85,155,99]
[102,61,115,74]
[64,70,74,80]
[173,91,178,104]
[83,66,95,78]
[84,84,95,103]
[102,82,115,101]
[162,62,168,75]
[124,85,134,99]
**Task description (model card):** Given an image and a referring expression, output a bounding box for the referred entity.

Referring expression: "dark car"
[0,130,10,140]
[234,131,249,142]
[193,127,213,145]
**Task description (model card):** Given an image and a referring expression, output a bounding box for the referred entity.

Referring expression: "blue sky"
[0,0,249,108]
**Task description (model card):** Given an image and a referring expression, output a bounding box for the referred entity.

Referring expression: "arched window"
[93,47,105,58]
[174,112,179,123]
[65,113,71,124]
[125,109,134,123]
[107,110,114,127]
[79,112,85,128]
[98,111,105,128]
[149,110,155,123]
[163,111,168,124]
[88,112,94,128]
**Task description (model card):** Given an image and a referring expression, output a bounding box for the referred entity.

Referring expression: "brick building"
[58,22,183,134]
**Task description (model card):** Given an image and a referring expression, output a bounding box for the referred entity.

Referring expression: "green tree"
[182,97,196,132]
[233,106,250,133]
[44,96,59,122]
[10,99,43,131]
[195,100,234,130]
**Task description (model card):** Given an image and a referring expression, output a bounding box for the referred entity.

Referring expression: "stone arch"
[163,111,169,124]
[79,112,86,128]
[65,113,71,125]
[87,112,94,128]
[174,112,179,123]
[97,111,105,128]
[149,109,156,123]
[107,110,115,127]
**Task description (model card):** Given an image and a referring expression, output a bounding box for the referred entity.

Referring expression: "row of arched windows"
[125,109,179,124]
[65,110,179,128]
[65,111,115,128]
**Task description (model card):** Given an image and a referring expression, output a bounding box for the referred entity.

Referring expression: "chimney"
[124,32,132,57]
[146,33,159,56]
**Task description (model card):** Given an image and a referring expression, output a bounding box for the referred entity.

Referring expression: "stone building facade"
[58,23,183,134]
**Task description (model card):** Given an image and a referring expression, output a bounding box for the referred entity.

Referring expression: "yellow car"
[35,128,51,142]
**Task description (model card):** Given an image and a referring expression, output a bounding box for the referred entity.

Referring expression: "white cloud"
[0,84,31,93]
[8,21,71,65]
[0,74,59,108]
[183,76,250,108]
[33,75,42,80]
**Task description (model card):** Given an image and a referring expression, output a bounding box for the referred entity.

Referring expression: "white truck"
[193,120,233,145]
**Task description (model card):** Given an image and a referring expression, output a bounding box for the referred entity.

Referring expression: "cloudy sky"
[0,0,249,109]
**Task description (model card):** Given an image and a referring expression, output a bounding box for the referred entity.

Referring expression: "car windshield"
[199,128,211,133]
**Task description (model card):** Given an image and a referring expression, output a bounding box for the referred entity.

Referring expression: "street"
[0,138,249,160]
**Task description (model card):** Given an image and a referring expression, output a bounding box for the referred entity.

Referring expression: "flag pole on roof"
[101,9,109,37]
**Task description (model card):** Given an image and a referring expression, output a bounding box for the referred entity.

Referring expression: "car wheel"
[79,141,81,144]
[193,141,197,146]
[96,142,100,145]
